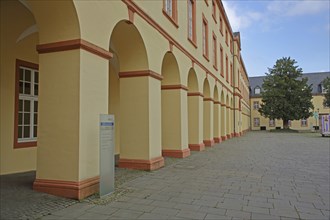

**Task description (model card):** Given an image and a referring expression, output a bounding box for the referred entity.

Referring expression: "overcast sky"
[222,0,330,77]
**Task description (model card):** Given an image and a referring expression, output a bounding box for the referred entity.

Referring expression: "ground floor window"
[269,119,275,127]
[301,118,308,127]
[14,59,39,148]
[254,118,260,127]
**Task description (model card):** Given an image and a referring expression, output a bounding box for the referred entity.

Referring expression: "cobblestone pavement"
[2,132,330,220]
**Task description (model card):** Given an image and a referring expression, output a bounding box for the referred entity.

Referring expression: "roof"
[249,72,330,97]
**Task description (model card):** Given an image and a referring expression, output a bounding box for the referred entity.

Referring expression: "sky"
[222,0,330,77]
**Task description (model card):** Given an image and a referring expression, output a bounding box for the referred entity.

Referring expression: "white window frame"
[165,0,173,17]
[254,87,261,95]
[18,66,38,143]
[253,101,259,110]
[254,118,260,127]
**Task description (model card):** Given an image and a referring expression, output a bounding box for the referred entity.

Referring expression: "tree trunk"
[283,119,289,129]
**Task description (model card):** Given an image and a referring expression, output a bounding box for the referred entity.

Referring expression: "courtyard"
[1,131,329,219]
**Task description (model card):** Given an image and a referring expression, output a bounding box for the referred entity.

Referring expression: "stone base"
[33,176,99,200]
[203,139,215,147]
[221,136,227,141]
[188,143,205,151]
[118,156,164,171]
[214,137,222,143]
[162,148,190,158]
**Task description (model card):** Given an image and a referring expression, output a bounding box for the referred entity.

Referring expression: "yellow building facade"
[250,72,330,131]
[0,0,250,199]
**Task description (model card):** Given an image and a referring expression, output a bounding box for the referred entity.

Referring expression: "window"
[230,62,233,85]
[219,16,223,35]
[288,120,292,127]
[212,0,217,22]
[269,119,275,127]
[253,101,259,110]
[225,55,228,82]
[220,45,224,77]
[254,87,261,95]
[202,15,209,60]
[212,33,217,69]
[163,0,178,27]
[14,59,39,148]
[187,0,196,46]
[254,118,260,127]
[301,119,308,127]
[225,29,228,45]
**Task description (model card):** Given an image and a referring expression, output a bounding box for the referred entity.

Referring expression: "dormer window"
[254,87,261,94]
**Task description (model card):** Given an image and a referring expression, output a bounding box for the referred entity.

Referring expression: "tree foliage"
[259,57,314,129]
[322,77,330,107]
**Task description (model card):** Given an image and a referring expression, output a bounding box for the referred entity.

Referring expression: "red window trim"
[163,0,179,28]
[212,0,217,23]
[187,0,197,48]
[14,59,39,149]
[225,29,228,46]
[212,32,217,70]
[219,16,223,35]
[225,55,229,82]
[230,62,233,85]
[220,45,224,77]
[202,14,209,61]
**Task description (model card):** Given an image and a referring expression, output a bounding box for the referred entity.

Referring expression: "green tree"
[322,77,330,107]
[259,57,314,129]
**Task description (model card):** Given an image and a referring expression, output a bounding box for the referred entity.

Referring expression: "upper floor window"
[212,33,217,69]
[253,101,259,110]
[187,0,196,45]
[225,55,228,82]
[202,15,209,60]
[220,45,224,77]
[254,87,261,95]
[14,59,39,148]
[219,16,223,35]
[230,62,233,85]
[212,0,217,22]
[163,0,178,27]
[225,29,228,45]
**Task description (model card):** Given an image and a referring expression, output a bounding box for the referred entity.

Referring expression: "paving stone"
[252,213,281,220]
[175,210,207,219]
[225,209,251,219]
[76,212,108,219]
[243,205,270,214]
[192,199,218,207]
[199,206,226,216]
[86,205,119,215]
[174,203,201,211]
[151,207,180,216]
[110,209,143,219]
[127,203,156,212]
[248,200,273,209]
[137,213,169,219]
[204,213,231,219]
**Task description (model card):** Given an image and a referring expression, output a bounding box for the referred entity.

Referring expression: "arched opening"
[220,91,226,140]
[203,78,214,147]
[1,0,39,175]
[110,20,163,170]
[161,52,189,158]
[226,95,230,139]
[231,97,234,137]
[187,68,204,151]
[213,86,221,143]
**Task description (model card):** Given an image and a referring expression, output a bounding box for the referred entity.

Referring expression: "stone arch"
[110,20,149,72]
[28,0,80,43]
[187,68,199,92]
[161,52,189,158]
[203,78,211,98]
[161,52,180,85]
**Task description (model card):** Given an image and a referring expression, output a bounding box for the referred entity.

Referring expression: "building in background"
[0,0,250,199]
[250,72,330,131]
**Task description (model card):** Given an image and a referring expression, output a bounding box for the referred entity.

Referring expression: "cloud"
[267,0,329,17]
[222,1,262,31]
